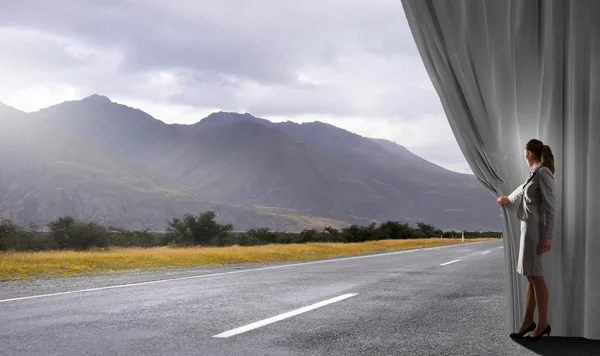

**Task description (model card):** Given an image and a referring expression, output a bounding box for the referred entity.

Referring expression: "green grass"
[0,238,496,280]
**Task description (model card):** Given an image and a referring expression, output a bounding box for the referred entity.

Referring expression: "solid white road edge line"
[213,293,359,338]
[482,250,491,255]
[0,240,495,303]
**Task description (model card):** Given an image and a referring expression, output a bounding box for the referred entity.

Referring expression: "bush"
[417,222,442,238]
[299,228,319,243]
[0,218,19,249]
[341,225,365,243]
[246,228,278,244]
[166,211,234,246]
[379,221,406,239]
[48,216,109,250]
[0,218,51,251]
[107,227,161,248]
[0,218,24,251]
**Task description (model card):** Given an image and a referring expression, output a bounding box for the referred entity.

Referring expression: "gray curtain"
[400,0,599,340]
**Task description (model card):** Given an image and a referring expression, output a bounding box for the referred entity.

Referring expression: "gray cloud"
[0,29,84,70]
[0,1,417,84]
[0,0,468,172]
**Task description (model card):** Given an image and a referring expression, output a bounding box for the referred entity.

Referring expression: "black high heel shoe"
[524,324,551,341]
[509,322,536,338]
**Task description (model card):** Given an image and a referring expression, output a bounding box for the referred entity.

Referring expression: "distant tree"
[48,216,76,248]
[166,211,234,246]
[379,221,411,239]
[247,227,278,244]
[445,230,467,238]
[108,226,156,247]
[299,228,319,243]
[323,226,342,242]
[416,222,439,238]
[362,222,381,241]
[342,224,366,243]
[0,218,18,236]
[0,218,20,250]
[48,216,109,250]
[324,226,340,235]
[411,230,427,239]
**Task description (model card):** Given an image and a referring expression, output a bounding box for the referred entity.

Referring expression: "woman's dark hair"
[526,139,555,174]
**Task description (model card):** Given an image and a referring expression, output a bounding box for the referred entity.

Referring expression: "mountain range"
[0,95,500,231]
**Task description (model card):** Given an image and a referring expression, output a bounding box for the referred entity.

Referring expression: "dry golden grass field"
[0,238,496,280]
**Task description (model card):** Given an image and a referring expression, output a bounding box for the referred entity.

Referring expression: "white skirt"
[517,220,545,276]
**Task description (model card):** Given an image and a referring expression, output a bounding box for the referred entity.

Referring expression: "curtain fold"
[401,0,599,340]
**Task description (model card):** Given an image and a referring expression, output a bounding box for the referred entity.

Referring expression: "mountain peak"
[82,94,112,104]
[192,111,271,130]
[205,111,256,120]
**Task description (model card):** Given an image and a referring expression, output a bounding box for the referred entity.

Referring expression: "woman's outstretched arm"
[497,183,524,205]
[507,183,525,203]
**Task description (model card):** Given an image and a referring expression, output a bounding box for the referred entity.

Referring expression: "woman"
[497,139,556,341]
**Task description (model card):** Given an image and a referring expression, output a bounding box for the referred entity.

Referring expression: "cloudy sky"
[0,0,471,173]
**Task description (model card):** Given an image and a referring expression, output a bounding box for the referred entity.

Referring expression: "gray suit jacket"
[508,164,556,239]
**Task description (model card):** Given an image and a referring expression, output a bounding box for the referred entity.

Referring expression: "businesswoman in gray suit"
[497,139,556,341]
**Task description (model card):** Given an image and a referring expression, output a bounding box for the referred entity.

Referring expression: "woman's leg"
[530,275,549,334]
[518,276,537,332]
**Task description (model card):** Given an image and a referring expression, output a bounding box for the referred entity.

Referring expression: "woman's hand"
[497,196,510,205]
[540,238,552,253]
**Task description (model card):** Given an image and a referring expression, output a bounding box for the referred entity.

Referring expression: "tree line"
[0,211,501,251]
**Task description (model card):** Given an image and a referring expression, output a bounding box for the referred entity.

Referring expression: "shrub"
[299,228,319,243]
[166,211,234,246]
[417,222,442,238]
[0,218,51,251]
[107,227,160,247]
[48,216,109,250]
[0,218,22,251]
[246,228,278,245]
[341,224,366,243]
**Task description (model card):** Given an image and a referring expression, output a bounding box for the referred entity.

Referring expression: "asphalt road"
[1,240,598,356]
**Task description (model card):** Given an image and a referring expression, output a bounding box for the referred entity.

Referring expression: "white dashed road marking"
[213,293,359,338]
[440,259,461,266]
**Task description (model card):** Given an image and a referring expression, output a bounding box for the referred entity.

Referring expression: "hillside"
[0,106,344,231]
[33,95,187,171]
[186,113,499,229]
[0,111,188,228]
[0,95,502,231]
